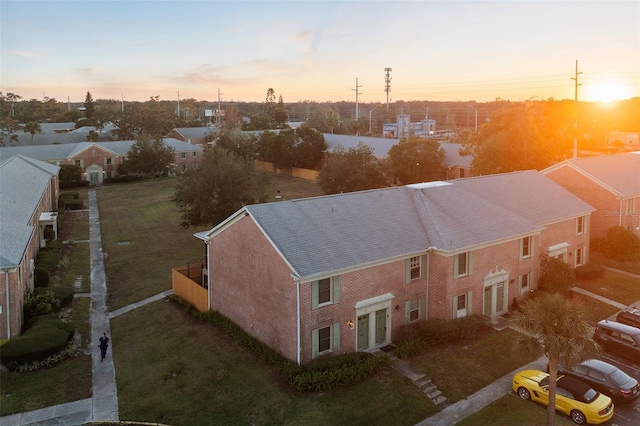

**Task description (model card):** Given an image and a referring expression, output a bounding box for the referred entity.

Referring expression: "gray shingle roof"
[225,171,595,279]
[322,134,398,158]
[453,170,596,224]
[0,156,57,268]
[0,138,202,163]
[554,153,640,197]
[173,127,216,139]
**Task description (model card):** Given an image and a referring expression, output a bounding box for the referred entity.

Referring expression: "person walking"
[98,332,110,362]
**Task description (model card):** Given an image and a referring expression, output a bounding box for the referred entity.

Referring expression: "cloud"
[10,50,35,57]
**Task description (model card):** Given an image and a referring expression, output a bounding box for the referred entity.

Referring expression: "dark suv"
[616,307,640,329]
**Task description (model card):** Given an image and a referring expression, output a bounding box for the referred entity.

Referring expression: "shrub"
[64,199,84,210]
[44,227,56,241]
[34,268,50,288]
[452,314,491,340]
[35,241,62,272]
[57,197,66,211]
[605,226,640,261]
[538,256,576,294]
[395,337,428,359]
[590,237,607,253]
[34,286,74,309]
[0,315,74,370]
[419,318,460,346]
[575,263,605,280]
[23,290,61,323]
[60,192,80,200]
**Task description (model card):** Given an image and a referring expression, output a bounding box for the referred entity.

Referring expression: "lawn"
[571,292,621,325]
[590,250,640,275]
[410,329,542,403]
[113,300,435,426]
[575,270,640,306]
[456,394,576,426]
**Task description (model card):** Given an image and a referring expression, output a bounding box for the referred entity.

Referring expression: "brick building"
[195,170,593,364]
[0,156,59,339]
[543,152,640,238]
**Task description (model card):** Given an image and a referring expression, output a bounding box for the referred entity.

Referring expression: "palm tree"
[23,121,42,144]
[511,292,600,426]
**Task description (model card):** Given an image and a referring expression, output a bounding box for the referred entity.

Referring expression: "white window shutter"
[468,252,474,275]
[467,291,473,315]
[453,255,459,279]
[333,322,340,351]
[405,300,411,324]
[452,296,458,319]
[405,259,411,284]
[333,276,340,304]
[420,296,427,320]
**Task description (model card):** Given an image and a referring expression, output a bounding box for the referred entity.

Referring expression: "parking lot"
[597,353,640,426]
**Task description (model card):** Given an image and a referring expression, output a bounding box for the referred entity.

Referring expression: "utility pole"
[121,94,124,113]
[217,88,222,126]
[177,91,180,118]
[352,78,362,135]
[384,67,392,111]
[571,60,582,158]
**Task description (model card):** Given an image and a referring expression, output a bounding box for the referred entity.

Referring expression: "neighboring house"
[542,152,640,238]
[192,170,593,364]
[323,134,472,179]
[607,131,639,150]
[0,138,204,184]
[440,143,472,179]
[168,127,216,148]
[0,155,60,340]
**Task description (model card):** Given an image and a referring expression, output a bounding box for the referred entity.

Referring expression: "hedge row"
[175,297,388,392]
[575,263,605,280]
[0,314,75,370]
[35,241,63,272]
[395,315,490,359]
[34,287,74,309]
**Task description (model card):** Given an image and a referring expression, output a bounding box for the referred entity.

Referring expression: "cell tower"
[384,67,392,111]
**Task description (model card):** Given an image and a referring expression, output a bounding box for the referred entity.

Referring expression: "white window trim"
[519,272,533,295]
[405,297,426,324]
[405,255,427,283]
[312,276,340,310]
[520,236,533,259]
[454,291,473,319]
[575,247,586,267]
[312,322,340,359]
[454,252,473,279]
[576,216,586,235]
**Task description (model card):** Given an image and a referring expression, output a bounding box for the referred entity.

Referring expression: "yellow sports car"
[512,369,614,425]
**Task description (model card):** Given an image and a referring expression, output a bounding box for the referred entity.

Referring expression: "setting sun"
[584,79,633,103]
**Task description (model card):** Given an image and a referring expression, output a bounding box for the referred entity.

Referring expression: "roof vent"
[406,181,453,189]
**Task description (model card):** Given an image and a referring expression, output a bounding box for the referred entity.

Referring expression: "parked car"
[594,320,640,363]
[552,359,640,403]
[616,307,640,329]
[512,369,614,425]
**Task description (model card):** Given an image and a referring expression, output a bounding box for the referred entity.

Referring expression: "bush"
[35,241,62,272]
[395,315,490,359]
[0,315,74,370]
[64,199,84,210]
[57,197,66,211]
[605,226,640,261]
[538,256,576,294]
[60,192,80,200]
[575,263,605,280]
[34,286,74,309]
[23,290,61,322]
[44,227,56,242]
[34,268,50,288]
[590,237,607,253]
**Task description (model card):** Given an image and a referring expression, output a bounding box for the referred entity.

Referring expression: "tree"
[112,96,176,140]
[462,103,572,175]
[318,143,389,194]
[0,116,21,146]
[538,256,576,295]
[291,126,327,169]
[87,130,99,142]
[59,164,82,184]
[171,146,271,228]
[258,130,294,170]
[23,121,42,144]
[119,135,175,179]
[388,138,445,184]
[214,128,258,161]
[84,91,95,119]
[273,95,288,128]
[511,292,600,426]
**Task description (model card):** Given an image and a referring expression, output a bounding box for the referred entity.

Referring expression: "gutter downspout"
[294,276,301,366]
[4,269,10,338]
[206,241,211,311]
[619,198,624,227]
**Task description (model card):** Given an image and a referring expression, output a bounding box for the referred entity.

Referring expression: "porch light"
[347,320,354,330]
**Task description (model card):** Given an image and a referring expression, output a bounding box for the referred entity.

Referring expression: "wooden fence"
[255,160,319,182]
[172,264,208,312]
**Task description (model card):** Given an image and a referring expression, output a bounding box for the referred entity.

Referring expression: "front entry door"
[357,314,369,350]
[483,281,507,317]
[375,309,387,345]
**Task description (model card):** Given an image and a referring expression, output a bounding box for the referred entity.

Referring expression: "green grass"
[590,250,640,275]
[267,173,324,201]
[410,329,542,403]
[113,300,435,426]
[0,297,92,416]
[571,292,621,325]
[575,270,640,306]
[456,394,576,426]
